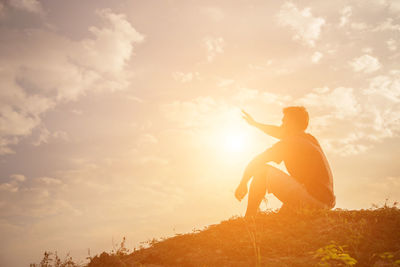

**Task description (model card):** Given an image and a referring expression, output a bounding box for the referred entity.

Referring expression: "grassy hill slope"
[86,206,400,267]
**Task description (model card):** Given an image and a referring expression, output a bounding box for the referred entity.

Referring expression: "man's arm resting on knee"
[235,151,274,201]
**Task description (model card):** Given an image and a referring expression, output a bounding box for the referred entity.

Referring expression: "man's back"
[269,133,335,206]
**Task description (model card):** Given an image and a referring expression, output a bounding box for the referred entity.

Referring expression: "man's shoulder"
[304,133,320,146]
[283,132,321,147]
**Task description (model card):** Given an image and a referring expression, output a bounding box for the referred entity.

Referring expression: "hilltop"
[84,206,400,267]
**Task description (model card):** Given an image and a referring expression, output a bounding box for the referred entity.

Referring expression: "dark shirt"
[266,132,335,206]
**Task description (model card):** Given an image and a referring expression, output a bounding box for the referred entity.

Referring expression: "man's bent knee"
[254,164,272,177]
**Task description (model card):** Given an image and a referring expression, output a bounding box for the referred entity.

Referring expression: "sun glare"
[224,133,246,152]
[203,108,260,164]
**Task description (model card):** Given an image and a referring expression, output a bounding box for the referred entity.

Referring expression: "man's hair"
[282,106,309,131]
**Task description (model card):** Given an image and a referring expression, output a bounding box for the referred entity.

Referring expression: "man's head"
[282,106,309,133]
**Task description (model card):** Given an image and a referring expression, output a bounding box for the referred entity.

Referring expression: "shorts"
[266,165,334,209]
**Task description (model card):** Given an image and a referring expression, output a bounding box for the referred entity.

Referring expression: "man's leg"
[245,165,269,218]
[266,166,329,210]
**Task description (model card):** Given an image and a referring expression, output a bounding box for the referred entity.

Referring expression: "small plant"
[312,242,357,266]
[87,237,132,267]
[113,236,130,257]
[371,251,400,266]
[30,251,79,267]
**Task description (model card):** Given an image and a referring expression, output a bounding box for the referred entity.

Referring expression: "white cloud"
[0,174,25,192]
[362,47,373,54]
[324,134,371,156]
[9,0,44,14]
[311,51,323,63]
[204,37,225,62]
[172,71,200,83]
[37,177,63,185]
[296,88,366,156]
[388,1,400,13]
[365,70,400,103]
[161,96,218,127]
[136,133,158,147]
[78,9,145,75]
[339,6,352,27]
[0,9,144,154]
[32,126,69,146]
[10,174,25,182]
[136,156,169,166]
[297,87,361,119]
[373,18,400,32]
[217,78,235,87]
[349,55,382,73]
[351,22,368,30]
[387,39,397,51]
[201,6,224,21]
[32,126,50,146]
[295,71,400,156]
[0,183,18,193]
[232,87,291,106]
[277,2,325,47]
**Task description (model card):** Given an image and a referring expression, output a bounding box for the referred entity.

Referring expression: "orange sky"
[1,0,400,266]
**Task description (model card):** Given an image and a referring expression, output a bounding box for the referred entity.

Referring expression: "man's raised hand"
[241,110,256,126]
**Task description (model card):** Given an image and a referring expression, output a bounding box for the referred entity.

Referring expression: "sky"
[1,0,400,265]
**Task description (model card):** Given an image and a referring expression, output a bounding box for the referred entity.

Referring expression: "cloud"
[204,37,225,62]
[311,51,323,63]
[0,182,19,193]
[387,1,400,13]
[9,0,44,14]
[161,97,218,128]
[200,6,224,21]
[136,133,158,147]
[10,174,25,182]
[0,9,144,155]
[0,174,26,192]
[324,134,371,156]
[295,87,369,156]
[232,87,291,106]
[136,156,169,166]
[277,2,325,47]
[365,70,400,103]
[77,9,145,75]
[351,22,368,30]
[373,18,400,32]
[387,39,397,51]
[172,71,200,83]
[294,70,400,156]
[31,126,69,146]
[349,55,382,73]
[339,6,352,27]
[37,177,63,185]
[297,87,361,119]
[217,78,235,87]
[361,71,400,141]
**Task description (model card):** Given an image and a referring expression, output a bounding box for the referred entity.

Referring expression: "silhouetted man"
[235,106,335,217]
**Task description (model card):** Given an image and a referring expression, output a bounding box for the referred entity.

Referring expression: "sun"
[204,108,258,160]
[224,133,246,152]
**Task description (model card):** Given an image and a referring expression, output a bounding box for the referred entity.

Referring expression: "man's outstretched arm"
[242,110,283,139]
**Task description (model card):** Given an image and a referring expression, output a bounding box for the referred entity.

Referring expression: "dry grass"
[86,204,400,267]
